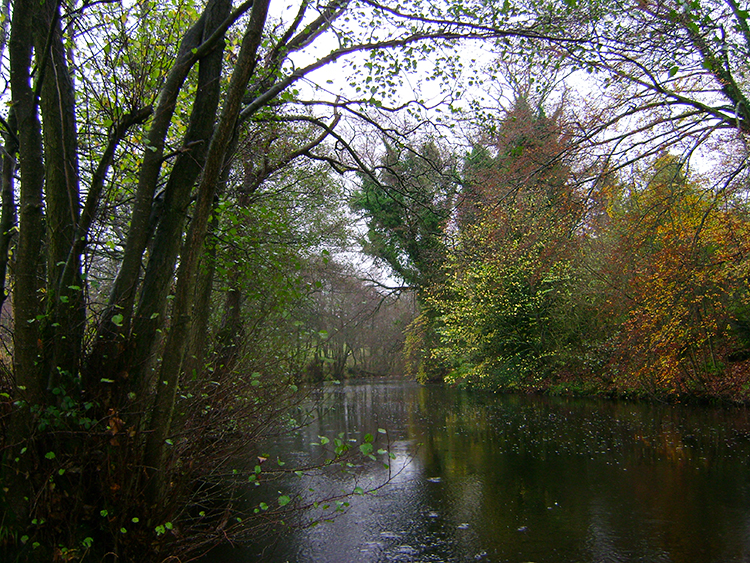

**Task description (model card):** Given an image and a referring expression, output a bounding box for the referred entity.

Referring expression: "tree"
[453,0,750,393]
[592,155,750,393]
[351,139,460,291]
[429,96,584,386]
[546,0,750,179]
[299,259,415,380]
[1,0,568,559]
[350,137,462,382]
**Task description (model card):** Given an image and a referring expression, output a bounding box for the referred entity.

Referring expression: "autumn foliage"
[594,157,750,397]
[417,100,750,400]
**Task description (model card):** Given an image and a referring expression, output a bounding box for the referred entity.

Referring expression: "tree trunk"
[0,108,18,313]
[86,9,210,388]
[10,0,44,403]
[144,0,271,496]
[183,155,235,380]
[35,0,83,387]
[5,0,45,531]
[184,227,218,380]
[129,0,231,391]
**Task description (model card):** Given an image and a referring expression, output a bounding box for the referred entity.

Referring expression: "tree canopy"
[1,0,749,560]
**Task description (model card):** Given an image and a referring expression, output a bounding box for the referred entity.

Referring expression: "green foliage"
[431,222,577,386]
[350,139,460,382]
[403,308,449,383]
[351,139,460,290]
[428,97,583,387]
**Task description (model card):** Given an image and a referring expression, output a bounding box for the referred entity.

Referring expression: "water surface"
[211,380,750,562]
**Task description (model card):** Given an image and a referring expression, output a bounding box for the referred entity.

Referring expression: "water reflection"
[208,380,750,563]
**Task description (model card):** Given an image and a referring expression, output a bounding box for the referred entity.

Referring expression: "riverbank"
[485,365,750,406]
[344,360,750,405]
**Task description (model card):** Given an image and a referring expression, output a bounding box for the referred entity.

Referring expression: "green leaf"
[278,495,291,507]
[111,314,124,327]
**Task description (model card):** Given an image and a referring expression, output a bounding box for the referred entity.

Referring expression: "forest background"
[0,0,749,560]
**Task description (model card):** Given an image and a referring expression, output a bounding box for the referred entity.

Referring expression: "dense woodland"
[361,101,750,400]
[0,0,749,560]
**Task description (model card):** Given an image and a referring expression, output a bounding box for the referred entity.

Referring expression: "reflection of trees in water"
[224,381,750,563]
[413,387,750,563]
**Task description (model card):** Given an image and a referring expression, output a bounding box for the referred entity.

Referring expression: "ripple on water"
[395,544,419,555]
[360,541,383,553]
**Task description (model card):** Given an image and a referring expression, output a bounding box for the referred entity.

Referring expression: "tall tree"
[430,96,583,385]
[1,1,566,559]
[351,138,461,382]
[352,139,460,292]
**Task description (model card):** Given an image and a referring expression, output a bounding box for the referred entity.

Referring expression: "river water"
[210,379,750,562]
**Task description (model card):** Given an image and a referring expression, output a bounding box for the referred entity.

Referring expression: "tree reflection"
[208,382,750,563]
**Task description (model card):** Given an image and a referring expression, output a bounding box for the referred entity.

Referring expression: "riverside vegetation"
[1,0,749,560]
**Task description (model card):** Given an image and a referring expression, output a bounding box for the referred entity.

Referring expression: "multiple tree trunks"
[1,0,749,559]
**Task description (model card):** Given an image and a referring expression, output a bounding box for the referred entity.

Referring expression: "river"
[208,379,750,562]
